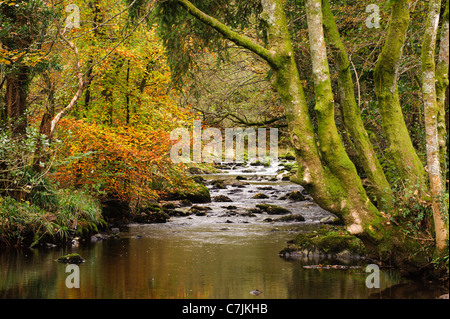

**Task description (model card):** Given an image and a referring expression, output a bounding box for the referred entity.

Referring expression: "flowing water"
[0,161,446,299]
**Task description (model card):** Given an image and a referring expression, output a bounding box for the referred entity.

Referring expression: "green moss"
[256,204,291,215]
[57,253,85,263]
[252,193,269,199]
[292,225,366,256]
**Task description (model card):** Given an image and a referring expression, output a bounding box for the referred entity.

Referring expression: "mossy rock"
[190,205,212,212]
[210,180,227,189]
[290,225,366,257]
[283,151,296,160]
[213,195,233,202]
[252,193,269,199]
[270,214,305,222]
[163,184,211,203]
[57,253,85,264]
[133,211,169,224]
[286,190,306,201]
[192,176,205,184]
[162,202,176,210]
[256,204,291,215]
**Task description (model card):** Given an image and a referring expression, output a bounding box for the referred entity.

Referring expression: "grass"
[0,186,105,248]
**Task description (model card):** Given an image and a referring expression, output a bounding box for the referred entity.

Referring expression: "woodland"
[0,0,449,279]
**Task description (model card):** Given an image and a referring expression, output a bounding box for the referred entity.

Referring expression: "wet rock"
[286,190,306,201]
[213,195,233,202]
[90,234,104,242]
[191,205,212,211]
[167,209,191,217]
[236,176,247,180]
[225,205,237,210]
[240,212,257,217]
[302,265,361,270]
[192,176,205,184]
[190,205,212,216]
[252,193,269,199]
[269,214,305,222]
[257,186,275,191]
[284,152,296,160]
[320,215,341,225]
[163,184,211,203]
[246,208,262,214]
[256,204,291,215]
[180,199,192,206]
[187,167,204,174]
[250,289,262,296]
[57,253,85,264]
[133,211,170,223]
[280,225,366,259]
[194,211,207,216]
[162,202,176,210]
[210,179,227,188]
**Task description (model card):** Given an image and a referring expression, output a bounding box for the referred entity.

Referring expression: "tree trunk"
[5,66,29,136]
[373,0,425,189]
[421,0,448,256]
[321,0,394,213]
[436,0,449,166]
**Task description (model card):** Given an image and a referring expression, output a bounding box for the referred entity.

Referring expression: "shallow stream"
[0,161,445,298]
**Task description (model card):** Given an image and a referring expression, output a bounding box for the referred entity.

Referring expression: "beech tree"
[421,0,448,256]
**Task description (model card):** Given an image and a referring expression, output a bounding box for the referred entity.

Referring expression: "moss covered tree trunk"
[436,0,449,166]
[421,0,448,256]
[321,0,394,212]
[373,0,425,189]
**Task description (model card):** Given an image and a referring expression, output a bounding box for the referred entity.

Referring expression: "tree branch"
[50,25,90,136]
[173,0,280,69]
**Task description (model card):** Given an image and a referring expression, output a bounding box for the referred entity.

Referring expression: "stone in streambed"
[256,204,291,215]
[286,190,306,201]
[213,195,233,202]
[265,214,305,222]
[252,193,269,199]
[57,253,85,264]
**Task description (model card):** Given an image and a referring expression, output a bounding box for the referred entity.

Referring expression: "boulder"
[187,167,204,174]
[132,211,169,223]
[163,184,211,203]
[286,190,306,201]
[57,253,85,264]
[213,195,233,202]
[252,193,269,199]
[256,204,291,215]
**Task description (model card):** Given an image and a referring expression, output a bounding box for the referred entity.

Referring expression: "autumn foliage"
[52,118,190,203]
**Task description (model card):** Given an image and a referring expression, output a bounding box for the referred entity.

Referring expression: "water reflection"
[1,224,442,299]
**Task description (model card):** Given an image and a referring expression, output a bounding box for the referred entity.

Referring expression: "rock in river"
[57,253,85,264]
[252,193,269,199]
[256,204,292,215]
[213,195,233,202]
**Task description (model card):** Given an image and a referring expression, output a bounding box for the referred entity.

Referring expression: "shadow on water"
[0,161,446,299]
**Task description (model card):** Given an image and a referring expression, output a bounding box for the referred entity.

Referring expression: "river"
[0,160,446,299]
